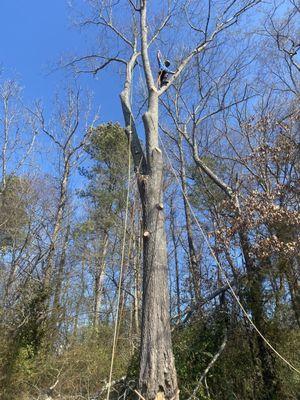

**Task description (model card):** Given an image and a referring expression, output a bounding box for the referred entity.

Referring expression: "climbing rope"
[106,130,132,400]
[158,132,300,375]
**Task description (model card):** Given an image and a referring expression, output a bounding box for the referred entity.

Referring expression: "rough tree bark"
[139,93,178,400]
[120,84,178,400]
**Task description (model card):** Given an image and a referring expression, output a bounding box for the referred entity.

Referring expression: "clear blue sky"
[0,0,122,122]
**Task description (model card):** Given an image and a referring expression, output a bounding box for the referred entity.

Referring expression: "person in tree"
[157,50,175,88]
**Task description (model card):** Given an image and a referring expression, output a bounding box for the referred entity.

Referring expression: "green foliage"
[0,284,51,399]
[0,175,30,249]
[79,122,131,232]
[173,314,300,400]
[0,324,132,400]
[173,313,228,399]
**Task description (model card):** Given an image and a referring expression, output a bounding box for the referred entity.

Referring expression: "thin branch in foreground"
[188,333,228,400]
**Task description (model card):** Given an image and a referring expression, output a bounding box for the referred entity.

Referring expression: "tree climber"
[157,50,175,88]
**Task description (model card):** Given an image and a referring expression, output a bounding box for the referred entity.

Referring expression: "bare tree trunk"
[93,232,109,327]
[177,134,201,304]
[138,91,178,400]
[1,91,9,189]
[133,203,142,336]
[133,251,140,335]
[170,198,181,319]
[73,255,86,336]
[115,4,178,390]
[52,224,71,326]
[120,52,178,398]
[285,262,300,327]
[137,3,179,393]
[43,160,70,291]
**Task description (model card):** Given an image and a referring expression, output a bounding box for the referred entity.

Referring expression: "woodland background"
[0,0,299,399]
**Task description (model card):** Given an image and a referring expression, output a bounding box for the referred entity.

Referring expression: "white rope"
[136,48,299,375]
[158,132,300,375]
[106,132,132,400]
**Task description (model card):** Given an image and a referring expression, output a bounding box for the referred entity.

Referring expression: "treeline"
[0,0,299,399]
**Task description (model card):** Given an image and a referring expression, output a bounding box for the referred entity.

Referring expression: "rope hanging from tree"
[158,131,300,376]
[106,58,299,400]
